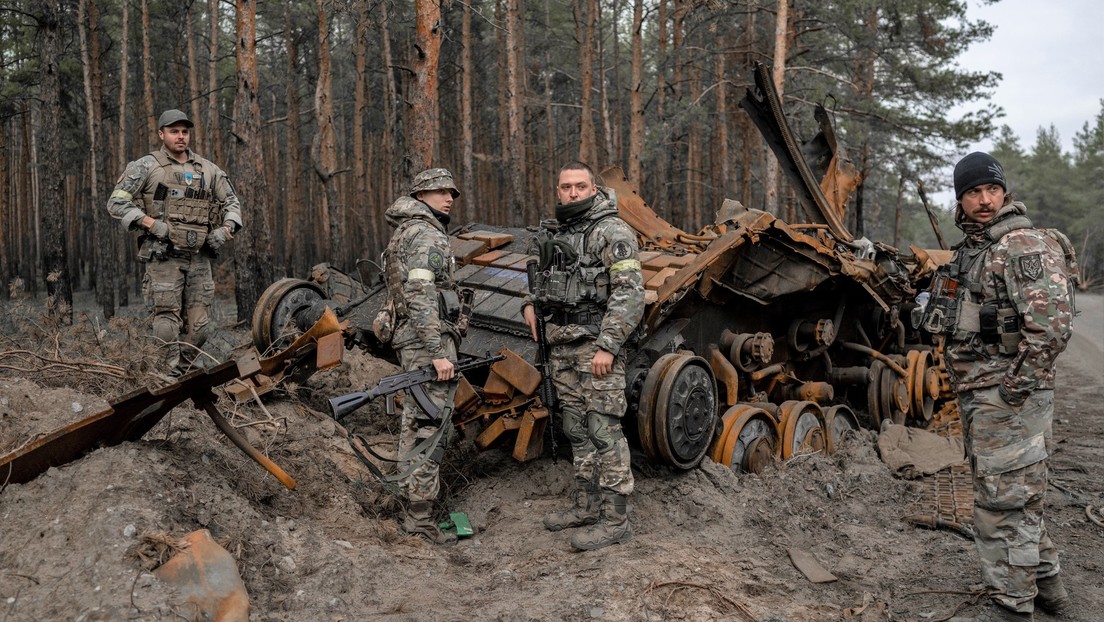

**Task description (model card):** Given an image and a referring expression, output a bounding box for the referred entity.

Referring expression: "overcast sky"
[929,0,1104,204]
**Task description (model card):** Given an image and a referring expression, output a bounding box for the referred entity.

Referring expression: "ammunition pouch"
[977,304,1022,354]
[137,236,169,263]
[372,298,396,345]
[439,288,461,323]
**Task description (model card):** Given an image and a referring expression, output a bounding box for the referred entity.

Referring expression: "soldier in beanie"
[381,167,463,544]
[107,109,243,377]
[925,152,1076,621]
[522,162,645,551]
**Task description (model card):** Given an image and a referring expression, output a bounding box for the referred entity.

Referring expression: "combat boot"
[948,602,1032,622]
[570,493,631,551]
[543,484,601,532]
[400,500,457,545]
[1035,574,1070,615]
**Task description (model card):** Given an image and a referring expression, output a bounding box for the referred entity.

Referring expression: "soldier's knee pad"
[587,412,622,453]
[562,406,588,444]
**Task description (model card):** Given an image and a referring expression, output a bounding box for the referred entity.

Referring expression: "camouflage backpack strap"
[383,219,423,317]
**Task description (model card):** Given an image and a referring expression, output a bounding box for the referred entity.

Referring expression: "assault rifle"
[328,352,504,421]
[526,258,559,459]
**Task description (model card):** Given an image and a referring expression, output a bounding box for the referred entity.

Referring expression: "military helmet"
[410,168,460,199]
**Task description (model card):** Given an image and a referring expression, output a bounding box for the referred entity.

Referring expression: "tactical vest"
[142,150,217,254]
[529,214,616,327]
[921,215,1077,355]
[382,219,460,326]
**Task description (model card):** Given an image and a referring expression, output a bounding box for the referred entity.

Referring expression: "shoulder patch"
[610,240,633,261]
[1018,253,1043,281]
[428,248,446,273]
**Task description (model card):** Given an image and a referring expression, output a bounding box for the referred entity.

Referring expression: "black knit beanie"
[953,151,1006,199]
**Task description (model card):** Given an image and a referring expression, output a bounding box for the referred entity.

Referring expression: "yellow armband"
[610,259,641,275]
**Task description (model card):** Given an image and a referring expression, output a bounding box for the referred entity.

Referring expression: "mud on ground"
[1,294,1102,621]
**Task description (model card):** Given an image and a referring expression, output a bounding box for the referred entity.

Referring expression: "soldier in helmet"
[382,167,464,544]
[925,153,1076,622]
[522,162,645,551]
[106,109,243,377]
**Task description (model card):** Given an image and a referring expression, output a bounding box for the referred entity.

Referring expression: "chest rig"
[382,219,460,324]
[921,215,1031,355]
[143,151,217,254]
[529,214,615,327]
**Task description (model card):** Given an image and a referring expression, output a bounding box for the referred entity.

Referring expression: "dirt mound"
[2,295,1102,621]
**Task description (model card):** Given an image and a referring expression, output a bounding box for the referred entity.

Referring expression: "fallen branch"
[1086,505,1104,529]
[643,579,758,622]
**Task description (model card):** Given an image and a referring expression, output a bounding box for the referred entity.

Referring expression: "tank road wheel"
[778,400,826,459]
[717,405,779,474]
[251,278,327,355]
[907,350,937,423]
[880,356,910,426]
[653,354,718,470]
[823,405,860,454]
[866,360,885,427]
[636,354,682,464]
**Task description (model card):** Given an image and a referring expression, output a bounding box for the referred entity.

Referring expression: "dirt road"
[1,295,1101,621]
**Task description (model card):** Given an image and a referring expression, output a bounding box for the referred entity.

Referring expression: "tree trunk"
[207,0,222,163]
[764,0,789,216]
[655,0,667,210]
[380,0,399,203]
[715,23,730,204]
[79,0,113,318]
[504,0,526,221]
[461,0,474,208]
[186,3,202,151]
[284,0,305,276]
[141,0,154,147]
[116,0,130,306]
[37,0,72,321]
[313,0,340,263]
[409,0,442,175]
[628,0,644,185]
[576,0,597,165]
[353,0,372,253]
[232,0,275,322]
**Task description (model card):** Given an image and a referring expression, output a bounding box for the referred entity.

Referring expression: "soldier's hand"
[207,224,233,251]
[522,304,538,341]
[148,220,170,239]
[432,357,455,381]
[592,348,614,378]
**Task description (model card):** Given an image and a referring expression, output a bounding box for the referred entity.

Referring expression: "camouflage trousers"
[550,339,634,496]
[142,253,214,375]
[397,339,457,504]
[961,386,1060,613]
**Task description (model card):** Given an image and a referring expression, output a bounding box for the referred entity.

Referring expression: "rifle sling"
[345,380,459,489]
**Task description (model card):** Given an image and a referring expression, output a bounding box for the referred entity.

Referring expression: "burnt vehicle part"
[0,309,347,489]
[250,66,952,474]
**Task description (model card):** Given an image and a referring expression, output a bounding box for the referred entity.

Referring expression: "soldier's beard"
[429,207,450,227]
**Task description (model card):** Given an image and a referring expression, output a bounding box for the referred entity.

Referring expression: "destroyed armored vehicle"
[250,64,952,474]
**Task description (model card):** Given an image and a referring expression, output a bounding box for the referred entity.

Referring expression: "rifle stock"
[329,352,505,421]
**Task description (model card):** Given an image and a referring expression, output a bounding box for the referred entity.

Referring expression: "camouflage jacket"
[945,202,1073,399]
[527,187,645,356]
[383,196,458,357]
[106,146,243,232]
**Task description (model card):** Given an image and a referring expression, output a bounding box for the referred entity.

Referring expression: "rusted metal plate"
[491,349,541,396]
[472,250,508,266]
[788,548,838,583]
[512,407,548,462]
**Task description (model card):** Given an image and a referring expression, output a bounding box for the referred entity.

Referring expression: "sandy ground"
[0,294,1101,622]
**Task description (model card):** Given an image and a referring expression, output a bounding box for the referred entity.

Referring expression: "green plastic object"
[438,512,474,537]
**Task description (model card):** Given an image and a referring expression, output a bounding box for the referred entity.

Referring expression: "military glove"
[998,384,1027,407]
[207,225,233,252]
[148,220,170,239]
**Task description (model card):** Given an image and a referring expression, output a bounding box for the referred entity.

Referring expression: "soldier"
[107,109,243,377]
[925,153,1075,622]
[382,167,464,544]
[522,162,645,551]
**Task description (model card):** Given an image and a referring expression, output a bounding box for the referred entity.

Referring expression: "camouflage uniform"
[382,169,462,542]
[527,186,645,549]
[107,145,242,375]
[941,201,1074,615]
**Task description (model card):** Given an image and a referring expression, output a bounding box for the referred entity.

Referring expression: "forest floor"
[0,292,1101,622]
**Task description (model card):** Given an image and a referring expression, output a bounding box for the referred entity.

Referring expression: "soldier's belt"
[552,307,605,327]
